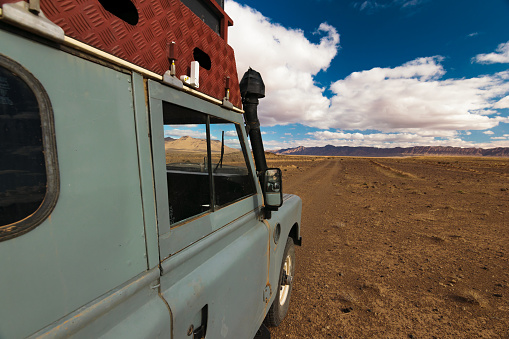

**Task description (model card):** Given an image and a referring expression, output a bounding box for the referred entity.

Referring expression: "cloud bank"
[327,58,509,134]
[225,1,509,148]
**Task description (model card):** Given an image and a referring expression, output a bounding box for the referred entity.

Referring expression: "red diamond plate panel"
[32,0,241,108]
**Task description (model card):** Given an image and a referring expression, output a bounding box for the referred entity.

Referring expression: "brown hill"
[275,145,509,157]
[165,136,238,153]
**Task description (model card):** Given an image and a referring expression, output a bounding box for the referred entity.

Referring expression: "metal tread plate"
[38,0,241,108]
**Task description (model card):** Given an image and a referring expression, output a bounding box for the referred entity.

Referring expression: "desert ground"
[265,155,508,338]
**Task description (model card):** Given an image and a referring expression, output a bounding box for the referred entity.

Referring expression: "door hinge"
[263,285,271,303]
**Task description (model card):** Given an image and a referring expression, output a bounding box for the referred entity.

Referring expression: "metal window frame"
[0,54,59,242]
[163,109,258,226]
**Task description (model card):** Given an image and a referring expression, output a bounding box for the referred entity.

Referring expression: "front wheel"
[265,237,295,327]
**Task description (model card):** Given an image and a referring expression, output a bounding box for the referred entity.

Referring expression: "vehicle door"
[147,80,271,338]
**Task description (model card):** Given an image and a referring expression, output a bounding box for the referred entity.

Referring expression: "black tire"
[265,237,295,327]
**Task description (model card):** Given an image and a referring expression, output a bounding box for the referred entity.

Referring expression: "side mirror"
[263,168,283,210]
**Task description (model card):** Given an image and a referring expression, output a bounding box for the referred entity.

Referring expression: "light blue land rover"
[0,0,302,338]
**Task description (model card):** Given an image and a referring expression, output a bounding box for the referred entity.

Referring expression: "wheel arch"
[289,222,302,246]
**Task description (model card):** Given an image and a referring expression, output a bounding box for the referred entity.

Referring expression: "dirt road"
[266,156,509,338]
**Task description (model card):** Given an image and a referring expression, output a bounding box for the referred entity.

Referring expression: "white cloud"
[399,0,427,8]
[353,0,427,13]
[306,130,468,147]
[494,95,509,109]
[474,41,509,64]
[326,58,509,134]
[165,129,206,139]
[225,0,339,126]
[483,130,495,135]
[265,130,509,150]
[226,1,509,148]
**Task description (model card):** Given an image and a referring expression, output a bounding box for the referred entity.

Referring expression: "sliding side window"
[163,103,255,225]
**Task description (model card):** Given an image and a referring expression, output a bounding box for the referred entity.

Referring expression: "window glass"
[164,108,210,225]
[162,103,256,226]
[210,121,256,207]
[0,62,46,227]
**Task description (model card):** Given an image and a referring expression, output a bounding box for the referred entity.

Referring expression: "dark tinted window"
[180,0,221,35]
[0,55,58,241]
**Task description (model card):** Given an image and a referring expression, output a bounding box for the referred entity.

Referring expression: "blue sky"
[224,0,509,149]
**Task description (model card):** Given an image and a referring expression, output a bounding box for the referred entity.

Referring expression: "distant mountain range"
[274,145,509,157]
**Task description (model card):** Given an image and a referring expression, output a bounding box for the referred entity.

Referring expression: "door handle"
[191,304,208,339]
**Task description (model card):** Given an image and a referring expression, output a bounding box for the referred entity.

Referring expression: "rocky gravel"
[266,155,509,338]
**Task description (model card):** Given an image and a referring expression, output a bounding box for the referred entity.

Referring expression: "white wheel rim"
[279,254,292,306]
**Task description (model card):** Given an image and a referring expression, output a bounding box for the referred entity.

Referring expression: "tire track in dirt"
[284,159,344,246]
[370,160,419,179]
[271,159,346,338]
[283,159,345,253]
[284,159,342,194]
[434,162,509,178]
[376,158,509,180]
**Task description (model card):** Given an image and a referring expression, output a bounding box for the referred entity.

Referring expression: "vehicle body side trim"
[28,268,161,339]
[131,72,160,269]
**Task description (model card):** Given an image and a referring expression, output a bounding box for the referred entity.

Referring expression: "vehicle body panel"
[0,8,302,337]
[28,268,170,339]
[0,28,152,338]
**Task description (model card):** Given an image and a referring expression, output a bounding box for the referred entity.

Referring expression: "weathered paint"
[266,194,303,308]
[147,79,264,258]
[28,268,170,338]
[159,211,270,338]
[148,77,275,338]
[0,14,302,338]
[0,28,150,339]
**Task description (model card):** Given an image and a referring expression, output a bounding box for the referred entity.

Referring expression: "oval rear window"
[0,55,59,241]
